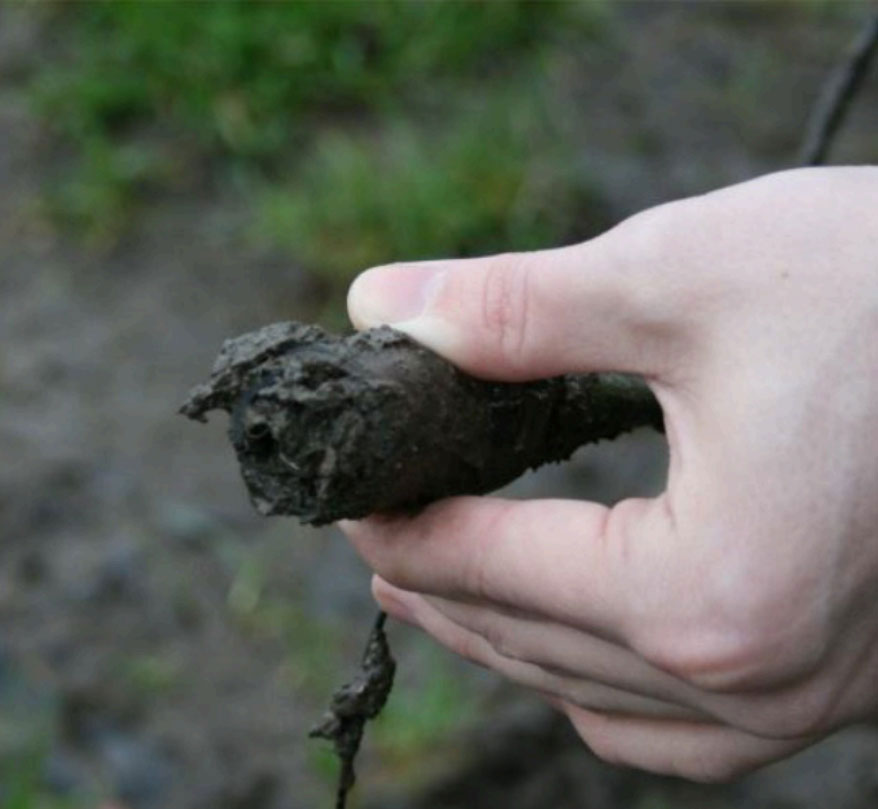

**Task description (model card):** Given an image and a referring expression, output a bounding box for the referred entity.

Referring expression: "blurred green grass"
[373,643,480,775]
[32,2,596,152]
[257,103,606,322]
[1,749,82,809]
[0,666,88,809]
[28,1,611,309]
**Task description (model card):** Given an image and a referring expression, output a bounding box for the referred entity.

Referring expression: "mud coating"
[181,321,662,525]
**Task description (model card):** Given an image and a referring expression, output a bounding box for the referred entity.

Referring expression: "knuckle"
[742,681,837,739]
[619,201,679,263]
[634,557,829,693]
[641,616,824,695]
[613,199,691,298]
[479,255,531,371]
[373,550,416,592]
[610,196,714,350]
[460,546,493,605]
[458,500,520,603]
[634,637,733,693]
[481,622,520,662]
[634,629,772,694]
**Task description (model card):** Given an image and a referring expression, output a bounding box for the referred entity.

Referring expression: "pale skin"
[339,167,878,782]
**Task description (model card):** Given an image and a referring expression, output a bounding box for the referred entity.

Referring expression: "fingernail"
[348,263,445,328]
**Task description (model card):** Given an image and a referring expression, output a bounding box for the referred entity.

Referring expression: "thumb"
[347,220,682,381]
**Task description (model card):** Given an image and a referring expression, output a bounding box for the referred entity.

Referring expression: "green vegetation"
[0,748,82,809]
[0,678,87,809]
[306,745,346,809]
[225,552,346,694]
[32,2,588,159]
[118,652,183,700]
[258,105,604,305]
[373,642,480,775]
[28,1,610,305]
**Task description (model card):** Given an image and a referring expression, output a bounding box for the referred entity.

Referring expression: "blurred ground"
[0,3,877,809]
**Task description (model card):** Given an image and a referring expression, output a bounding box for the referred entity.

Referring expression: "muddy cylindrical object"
[181,322,662,525]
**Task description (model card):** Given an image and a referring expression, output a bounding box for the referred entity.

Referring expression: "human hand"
[339,167,878,781]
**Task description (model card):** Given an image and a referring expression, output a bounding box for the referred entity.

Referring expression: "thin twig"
[799,10,878,166]
[309,610,396,809]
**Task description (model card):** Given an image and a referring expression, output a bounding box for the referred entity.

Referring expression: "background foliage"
[31,1,609,294]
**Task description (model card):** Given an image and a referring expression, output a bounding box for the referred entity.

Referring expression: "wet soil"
[182,321,660,523]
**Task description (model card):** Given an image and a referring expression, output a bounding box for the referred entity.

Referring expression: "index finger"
[340,493,674,648]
